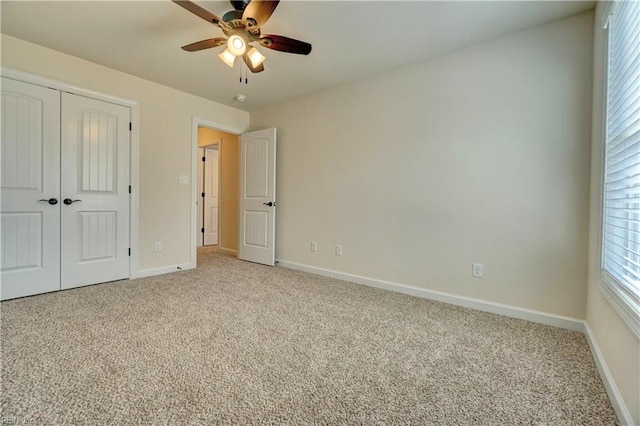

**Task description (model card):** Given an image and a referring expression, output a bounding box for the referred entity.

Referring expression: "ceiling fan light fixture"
[173,0,312,76]
[247,47,266,68]
[218,48,236,67]
[227,35,247,56]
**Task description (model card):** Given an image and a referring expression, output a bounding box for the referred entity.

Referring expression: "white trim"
[218,247,238,256]
[598,274,640,339]
[0,67,141,281]
[129,104,141,279]
[601,1,616,29]
[1,67,136,109]
[277,259,584,332]
[583,323,635,426]
[190,117,245,267]
[191,119,199,270]
[136,263,193,279]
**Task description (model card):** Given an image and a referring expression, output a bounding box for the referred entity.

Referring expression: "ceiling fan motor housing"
[230,0,250,11]
[222,10,244,25]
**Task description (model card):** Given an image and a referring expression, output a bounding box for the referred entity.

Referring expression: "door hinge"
[128,248,131,256]
[201,228,205,233]
[202,156,206,162]
[129,185,132,194]
[202,192,205,198]
[129,122,132,131]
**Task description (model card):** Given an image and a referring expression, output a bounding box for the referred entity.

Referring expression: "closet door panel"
[60,93,130,289]
[0,77,61,300]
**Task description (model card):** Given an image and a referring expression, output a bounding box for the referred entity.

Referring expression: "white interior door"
[1,78,61,300]
[60,92,130,289]
[238,128,276,266]
[197,147,204,247]
[204,146,219,246]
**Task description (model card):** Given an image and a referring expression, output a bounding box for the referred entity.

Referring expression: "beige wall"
[251,12,594,319]
[587,3,640,423]
[198,128,238,253]
[1,35,250,272]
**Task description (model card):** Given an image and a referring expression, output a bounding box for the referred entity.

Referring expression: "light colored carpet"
[1,249,617,424]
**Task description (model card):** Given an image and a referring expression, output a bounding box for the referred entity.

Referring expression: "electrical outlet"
[336,245,343,256]
[155,242,162,253]
[179,175,189,184]
[311,241,318,252]
[472,263,483,278]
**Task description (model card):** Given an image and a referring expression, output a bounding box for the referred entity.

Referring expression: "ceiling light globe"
[218,49,236,68]
[247,47,266,68]
[227,35,246,56]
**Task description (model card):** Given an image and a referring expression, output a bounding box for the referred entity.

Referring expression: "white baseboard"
[277,260,584,332]
[583,323,634,426]
[278,259,635,424]
[137,262,193,278]
[218,247,237,256]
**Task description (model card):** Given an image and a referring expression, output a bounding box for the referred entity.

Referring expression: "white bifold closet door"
[1,77,130,300]
[1,78,62,299]
[60,92,130,290]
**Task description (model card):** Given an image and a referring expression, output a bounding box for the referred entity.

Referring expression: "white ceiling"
[1,1,594,112]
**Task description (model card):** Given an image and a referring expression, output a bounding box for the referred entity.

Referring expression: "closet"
[1,77,131,300]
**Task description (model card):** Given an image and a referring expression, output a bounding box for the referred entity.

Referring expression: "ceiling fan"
[172,0,312,73]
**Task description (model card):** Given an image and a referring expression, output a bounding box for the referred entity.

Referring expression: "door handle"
[38,198,58,205]
[63,198,82,205]
[263,202,275,207]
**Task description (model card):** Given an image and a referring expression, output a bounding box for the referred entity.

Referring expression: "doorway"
[191,119,241,264]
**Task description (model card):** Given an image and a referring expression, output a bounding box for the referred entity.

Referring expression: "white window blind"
[602,0,640,336]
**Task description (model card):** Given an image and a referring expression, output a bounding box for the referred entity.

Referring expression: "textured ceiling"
[1,1,595,112]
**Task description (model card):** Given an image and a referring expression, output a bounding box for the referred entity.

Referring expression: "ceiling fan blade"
[258,35,312,55]
[242,0,279,31]
[242,53,265,73]
[181,38,227,52]
[172,0,222,25]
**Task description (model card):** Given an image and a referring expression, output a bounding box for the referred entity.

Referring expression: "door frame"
[190,117,245,267]
[1,67,141,279]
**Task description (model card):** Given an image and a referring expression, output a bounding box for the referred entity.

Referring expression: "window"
[601,0,640,336]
